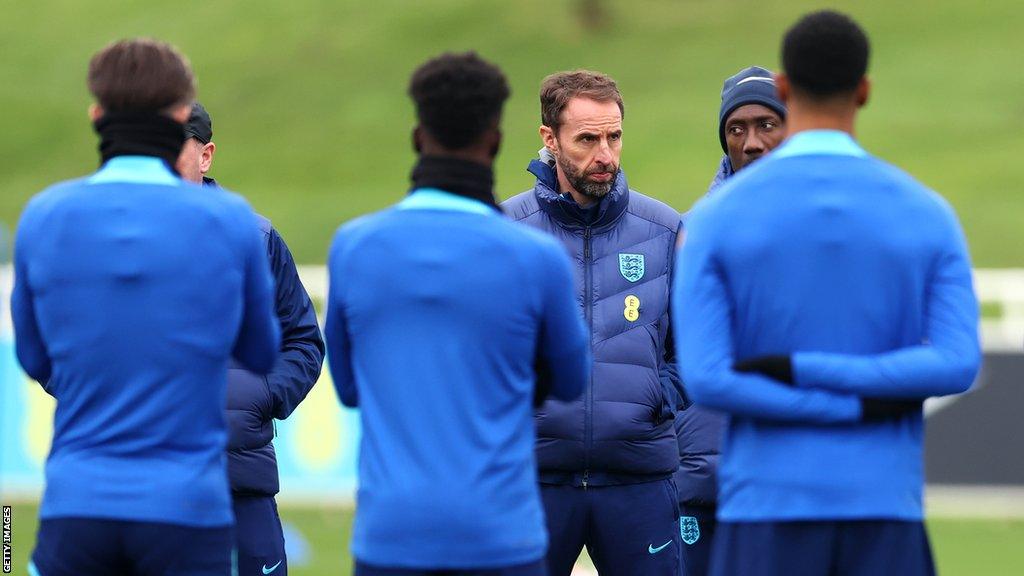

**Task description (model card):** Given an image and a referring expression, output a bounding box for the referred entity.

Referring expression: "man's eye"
[729,126,744,135]
[609,133,622,141]
[762,121,777,130]
[580,135,596,142]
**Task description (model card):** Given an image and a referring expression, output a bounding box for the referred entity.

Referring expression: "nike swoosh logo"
[262,561,282,574]
[649,540,672,554]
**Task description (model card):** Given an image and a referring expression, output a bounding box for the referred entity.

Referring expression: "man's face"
[724,103,785,171]
[542,97,622,203]
[175,137,215,183]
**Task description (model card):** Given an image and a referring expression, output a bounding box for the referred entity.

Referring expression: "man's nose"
[595,138,614,164]
[744,132,766,155]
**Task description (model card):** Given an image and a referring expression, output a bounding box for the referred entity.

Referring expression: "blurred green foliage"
[1,0,1022,265]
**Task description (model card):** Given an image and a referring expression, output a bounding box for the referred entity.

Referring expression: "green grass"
[6,502,1024,575]
[1,0,1023,265]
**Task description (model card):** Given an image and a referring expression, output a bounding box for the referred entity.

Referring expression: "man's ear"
[167,103,191,124]
[488,129,502,159]
[774,73,790,106]
[855,76,870,108]
[412,126,423,154]
[200,142,216,174]
[88,103,104,122]
[540,124,558,154]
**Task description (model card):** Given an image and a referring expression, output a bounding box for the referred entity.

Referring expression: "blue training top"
[327,188,589,569]
[673,130,980,521]
[11,156,280,527]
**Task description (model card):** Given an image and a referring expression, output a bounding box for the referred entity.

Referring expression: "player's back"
[692,136,972,520]
[16,157,262,527]
[328,192,584,568]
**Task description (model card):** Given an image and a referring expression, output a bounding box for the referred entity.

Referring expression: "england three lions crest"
[618,253,645,282]
[680,516,700,545]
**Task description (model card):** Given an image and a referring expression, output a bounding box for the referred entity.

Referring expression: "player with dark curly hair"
[674,11,979,576]
[325,52,589,576]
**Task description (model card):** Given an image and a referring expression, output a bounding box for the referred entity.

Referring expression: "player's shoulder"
[852,155,961,231]
[501,189,542,222]
[17,177,92,230]
[625,189,682,233]
[328,207,398,264]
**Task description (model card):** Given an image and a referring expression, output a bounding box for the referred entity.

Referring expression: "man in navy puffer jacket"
[503,70,685,576]
[177,103,325,576]
[673,65,787,576]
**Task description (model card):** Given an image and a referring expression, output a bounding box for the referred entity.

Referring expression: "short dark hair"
[782,10,870,98]
[408,52,510,150]
[88,38,195,113]
[540,70,624,133]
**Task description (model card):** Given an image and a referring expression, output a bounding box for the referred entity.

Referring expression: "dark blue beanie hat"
[718,66,787,152]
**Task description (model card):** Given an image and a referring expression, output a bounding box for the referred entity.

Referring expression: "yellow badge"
[624,295,640,322]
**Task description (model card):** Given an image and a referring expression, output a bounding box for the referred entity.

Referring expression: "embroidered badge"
[681,516,700,545]
[618,253,645,282]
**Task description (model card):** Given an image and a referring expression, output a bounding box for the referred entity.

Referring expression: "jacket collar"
[527,151,630,231]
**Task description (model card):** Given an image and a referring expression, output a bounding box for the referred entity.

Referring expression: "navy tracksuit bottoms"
[540,478,681,576]
[30,517,233,575]
[233,494,288,576]
[710,520,935,576]
[679,504,717,576]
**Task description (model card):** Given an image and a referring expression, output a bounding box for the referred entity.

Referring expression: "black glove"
[734,355,794,385]
[860,398,923,421]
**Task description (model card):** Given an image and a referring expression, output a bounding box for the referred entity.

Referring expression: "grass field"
[2,0,1023,266]
[6,502,1024,575]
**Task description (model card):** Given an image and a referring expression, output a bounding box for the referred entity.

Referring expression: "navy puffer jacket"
[206,179,325,497]
[671,158,731,506]
[503,155,684,487]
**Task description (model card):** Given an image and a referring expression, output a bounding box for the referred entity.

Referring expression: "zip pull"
[583,470,589,489]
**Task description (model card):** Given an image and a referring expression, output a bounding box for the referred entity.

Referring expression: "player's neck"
[785,102,858,137]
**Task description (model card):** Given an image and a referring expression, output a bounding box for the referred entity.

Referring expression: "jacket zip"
[583,226,593,489]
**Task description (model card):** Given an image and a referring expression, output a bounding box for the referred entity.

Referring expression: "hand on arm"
[673,215,861,424]
[751,215,980,400]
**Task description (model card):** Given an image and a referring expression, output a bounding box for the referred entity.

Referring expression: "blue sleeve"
[673,212,861,424]
[231,208,281,374]
[535,242,588,402]
[326,231,357,407]
[264,229,325,419]
[10,215,52,385]
[792,211,981,398]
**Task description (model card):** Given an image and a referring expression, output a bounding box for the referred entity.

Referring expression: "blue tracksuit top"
[673,130,980,521]
[326,188,589,569]
[11,156,281,527]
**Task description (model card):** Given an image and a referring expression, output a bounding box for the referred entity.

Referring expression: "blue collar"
[87,155,180,186]
[772,129,868,159]
[397,188,495,215]
[527,158,630,230]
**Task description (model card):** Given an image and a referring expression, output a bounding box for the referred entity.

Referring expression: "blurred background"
[1,0,1023,574]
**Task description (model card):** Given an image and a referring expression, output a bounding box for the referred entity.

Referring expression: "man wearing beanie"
[674,66,787,576]
[708,66,787,189]
[674,11,979,576]
[176,103,325,576]
[326,52,588,575]
[13,39,279,575]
